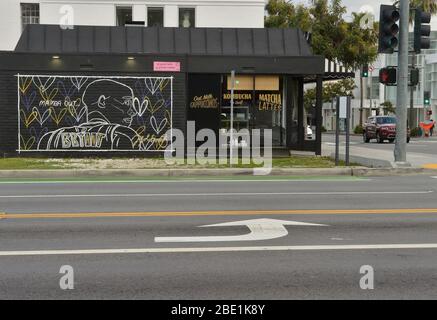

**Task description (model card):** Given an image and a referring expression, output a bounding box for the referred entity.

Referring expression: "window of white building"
[367,76,380,100]
[147,7,164,27]
[21,3,40,31]
[116,7,133,26]
[179,8,195,28]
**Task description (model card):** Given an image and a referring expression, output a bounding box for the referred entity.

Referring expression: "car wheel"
[407,137,410,143]
[363,132,370,143]
[388,139,395,143]
[376,132,384,143]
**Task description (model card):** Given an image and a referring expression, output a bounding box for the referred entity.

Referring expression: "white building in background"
[0,0,266,51]
[323,31,437,132]
[384,31,437,126]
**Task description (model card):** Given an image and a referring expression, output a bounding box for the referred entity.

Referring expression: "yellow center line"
[2,208,437,219]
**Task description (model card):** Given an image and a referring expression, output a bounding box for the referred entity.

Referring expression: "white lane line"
[0,191,432,199]
[325,142,360,146]
[2,243,437,256]
[0,179,370,184]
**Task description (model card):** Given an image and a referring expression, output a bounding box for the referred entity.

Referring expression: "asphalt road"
[1,175,437,299]
[323,133,437,156]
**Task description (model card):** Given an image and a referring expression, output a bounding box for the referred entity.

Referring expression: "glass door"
[220,75,253,148]
[220,74,285,147]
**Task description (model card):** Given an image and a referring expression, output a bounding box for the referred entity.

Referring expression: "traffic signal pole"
[394,0,410,164]
[410,53,416,128]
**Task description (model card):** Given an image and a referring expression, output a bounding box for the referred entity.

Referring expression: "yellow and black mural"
[17,75,173,152]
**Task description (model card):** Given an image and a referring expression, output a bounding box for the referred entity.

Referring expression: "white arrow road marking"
[154,219,327,243]
[1,244,437,256]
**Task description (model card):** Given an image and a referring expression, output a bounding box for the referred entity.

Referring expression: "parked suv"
[363,116,410,144]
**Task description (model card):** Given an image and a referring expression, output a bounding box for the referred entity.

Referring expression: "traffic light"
[378,5,400,54]
[362,66,369,78]
[410,68,419,86]
[414,9,431,53]
[424,91,431,106]
[379,67,397,85]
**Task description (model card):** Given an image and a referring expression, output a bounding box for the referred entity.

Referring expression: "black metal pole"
[335,97,340,166]
[315,76,323,155]
[346,96,351,166]
[409,53,416,128]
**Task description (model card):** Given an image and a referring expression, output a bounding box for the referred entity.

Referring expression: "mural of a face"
[82,79,137,126]
[19,75,172,152]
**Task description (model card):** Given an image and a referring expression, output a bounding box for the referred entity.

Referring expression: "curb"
[0,167,435,178]
[0,168,354,178]
[351,167,434,176]
[330,152,392,168]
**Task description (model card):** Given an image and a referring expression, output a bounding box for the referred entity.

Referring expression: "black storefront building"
[0,25,351,157]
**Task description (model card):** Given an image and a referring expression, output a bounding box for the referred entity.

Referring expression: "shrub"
[354,125,364,134]
[410,127,422,137]
[321,126,327,133]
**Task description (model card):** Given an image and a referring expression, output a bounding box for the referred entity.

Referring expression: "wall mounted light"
[52,55,61,59]
[127,56,135,60]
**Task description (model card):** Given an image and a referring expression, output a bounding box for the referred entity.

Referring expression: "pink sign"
[153,61,181,72]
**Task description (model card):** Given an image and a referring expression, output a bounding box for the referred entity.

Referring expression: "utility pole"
[394,0,409,164]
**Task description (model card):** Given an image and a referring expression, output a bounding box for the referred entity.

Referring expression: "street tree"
[344,12,378,126]
[304,78,357,111]
[381,101,396,115]
[265,0,378,126]
[393,0,437,23]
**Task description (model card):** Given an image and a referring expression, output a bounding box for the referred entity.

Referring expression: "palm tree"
[393,0,437,23]
[411,0,437,15]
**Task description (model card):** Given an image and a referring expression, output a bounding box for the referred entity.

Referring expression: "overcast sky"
[292,0,392,17]
[339,0,393,16]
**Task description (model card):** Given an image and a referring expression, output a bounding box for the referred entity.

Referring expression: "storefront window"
[227,75,254,91]
[147,7,164,27]
[305,106,316,141]
[288,79,299,145]
[255,75,280,91]
[222,76,252,133]
[221,75,285,147]
[179,8,195,28]
[253,76,283,146]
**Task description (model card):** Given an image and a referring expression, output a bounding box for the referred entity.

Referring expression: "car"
[306,125,313,140]
[363,116,410,144]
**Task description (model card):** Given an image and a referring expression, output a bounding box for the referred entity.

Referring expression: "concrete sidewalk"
[322,141,437,168]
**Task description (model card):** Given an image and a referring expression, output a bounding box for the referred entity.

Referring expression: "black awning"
[12,25,325,75]
[16,25,315,57]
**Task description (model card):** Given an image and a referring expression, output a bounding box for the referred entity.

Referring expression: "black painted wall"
[0,54,187,157]
[0,50,322,157]
[0,70,19,156]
